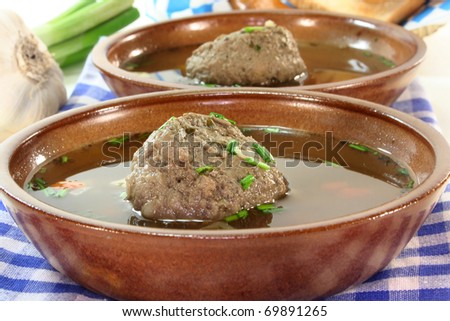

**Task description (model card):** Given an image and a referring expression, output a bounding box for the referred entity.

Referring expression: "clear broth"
[121,42,396,86]
[25,128,415,229]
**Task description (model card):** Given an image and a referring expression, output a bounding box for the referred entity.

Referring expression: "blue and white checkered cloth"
[1,53,449,301]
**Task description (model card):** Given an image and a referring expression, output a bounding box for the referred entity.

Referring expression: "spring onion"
[256,203,283,214]
[28,177,47,191]
[226,140,271,170]
[264,127,280,133]
[252,143,274,164]
[406,180,415,189]
[44,187,69,198]
[196,166,214,174]
[107,134,130,146]
[380,56,396,68]
[226,140,238,155]
[33,0,139,67]
[243,26,265,33]
[209,112,236,125]
[348,143,370,152]
[240,174,255,190]
[59,155,69,164]
[47,7,140,67]
[35,0,134,47]
[224,209,249,222]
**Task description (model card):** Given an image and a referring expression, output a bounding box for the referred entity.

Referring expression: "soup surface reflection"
[26,128,415,229]
[120,42,396,86]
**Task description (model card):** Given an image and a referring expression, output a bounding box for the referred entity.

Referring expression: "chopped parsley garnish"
[240,174,255,190]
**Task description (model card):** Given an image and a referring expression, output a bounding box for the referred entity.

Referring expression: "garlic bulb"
[0,9,66,142]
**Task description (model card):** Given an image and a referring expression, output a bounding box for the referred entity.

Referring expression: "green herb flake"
[256,162,270,170]
[196,166,214,175]
[406,179,415,189]
[44,187,69,198]
[224,209,249,222]
[107,135,129,146]
[244,157,258,166]
[325,161,341,167]
[226,140,238,155]
[252,143,274,164]
[264,127,280,133]
[28,177,47,191]
[397,168,409,176]
[243,157,270,170]
[243,26,265,33]
[380,56,396,68]
[240,174,255,190]
[60,155,69,164]
[157,116,176,132]
[256,203,284,214]
[209,112,236,125]
[124,62,139,71]
[250,43,262,52]
[348,143,370,152]
[202,83,219,88]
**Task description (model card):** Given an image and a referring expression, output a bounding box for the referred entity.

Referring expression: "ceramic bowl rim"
[91,9,427,92]
[0,88,449,238]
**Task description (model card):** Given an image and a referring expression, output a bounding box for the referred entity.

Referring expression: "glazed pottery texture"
[93,10,426,105]
[1,89,448,300]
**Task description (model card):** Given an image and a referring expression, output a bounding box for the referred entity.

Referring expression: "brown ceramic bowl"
[92,10,426,105]
[1,89,449,300]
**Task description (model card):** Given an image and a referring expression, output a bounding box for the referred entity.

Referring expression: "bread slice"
[229,0,426,23]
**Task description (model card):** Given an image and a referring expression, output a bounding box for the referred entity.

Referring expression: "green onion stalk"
[33,0,140,67]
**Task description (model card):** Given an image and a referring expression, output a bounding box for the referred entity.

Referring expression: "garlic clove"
[0,9,67,142]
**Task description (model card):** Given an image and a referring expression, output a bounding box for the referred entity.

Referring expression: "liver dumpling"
[126,112,289,221]
[185,21,307,86]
